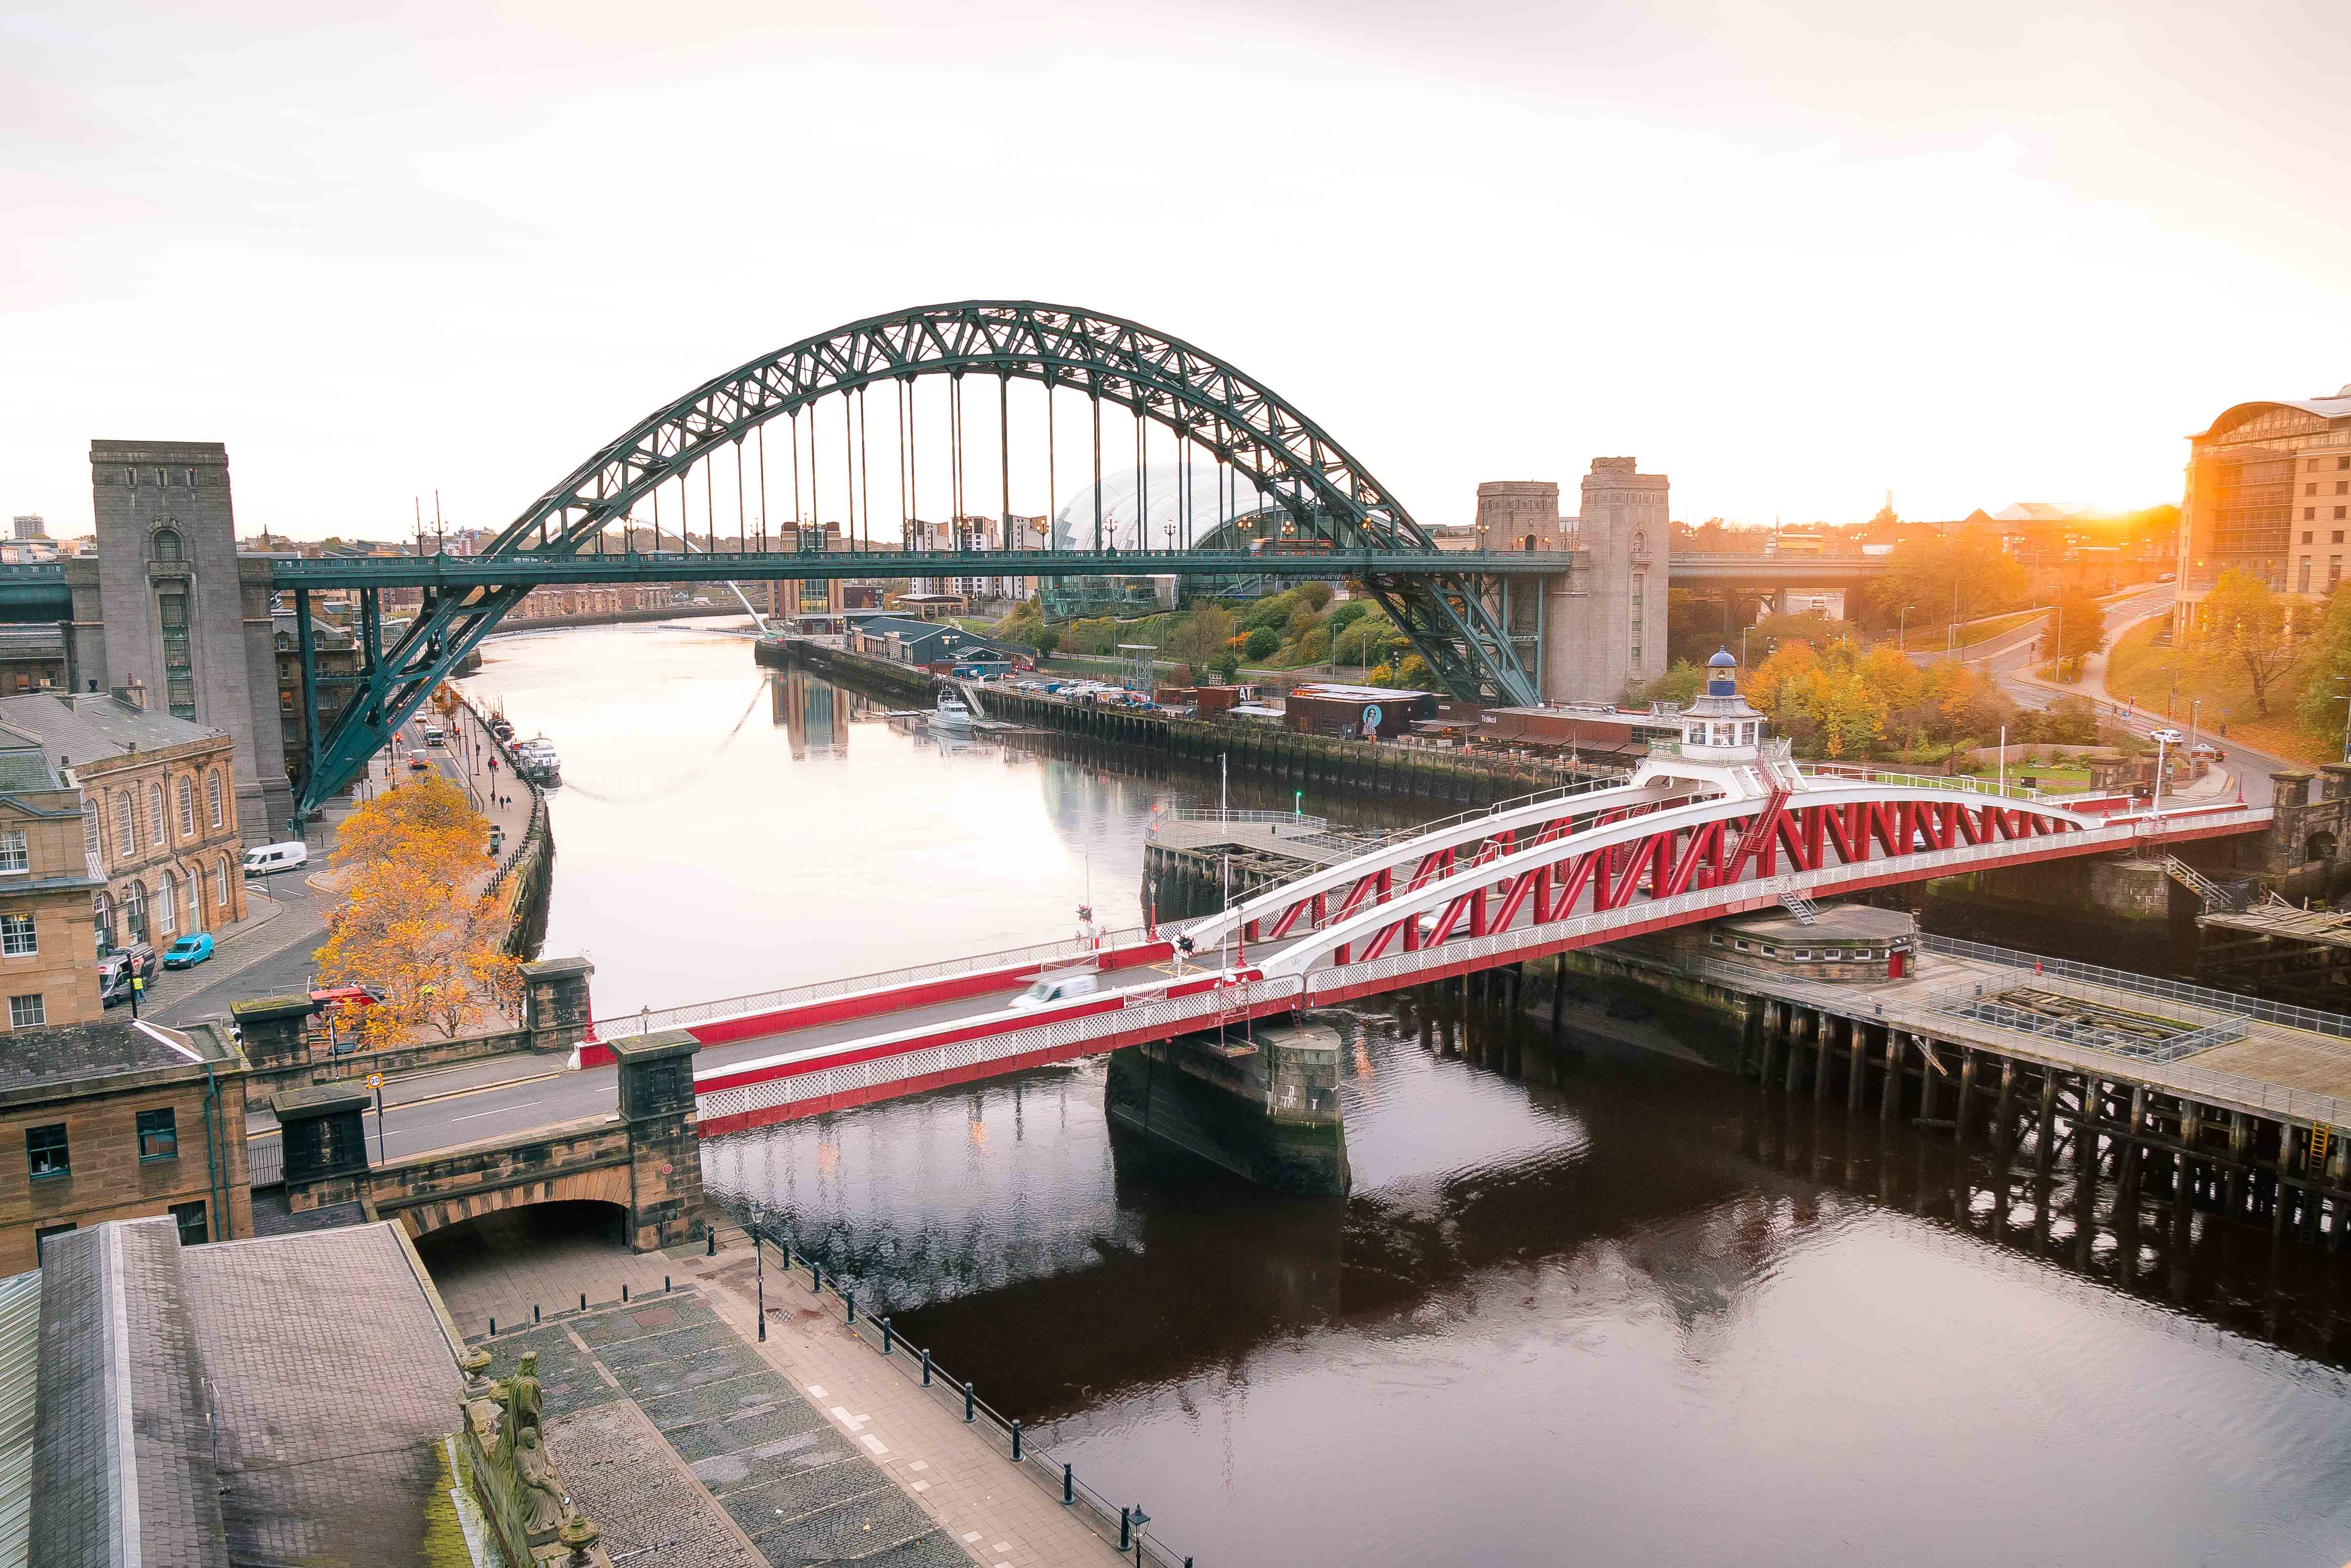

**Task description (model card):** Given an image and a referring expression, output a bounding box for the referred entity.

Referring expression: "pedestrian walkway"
[435,1228,1123,1568]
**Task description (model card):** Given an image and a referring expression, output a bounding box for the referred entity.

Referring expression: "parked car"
[309,983,384,1012]
[162,933,214,969]
[243,841,309,876]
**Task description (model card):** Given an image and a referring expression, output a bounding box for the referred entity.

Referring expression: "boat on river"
[511,735,563,784]
[933,691,975,730]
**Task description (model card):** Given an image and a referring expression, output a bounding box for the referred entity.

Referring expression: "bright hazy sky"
[6,0,2347,543]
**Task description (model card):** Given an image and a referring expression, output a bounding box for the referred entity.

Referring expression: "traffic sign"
[366,1072,383,1089]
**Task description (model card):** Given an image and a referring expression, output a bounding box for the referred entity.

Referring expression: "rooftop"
[0,692,229,773]
[0,1018,229,1099]
[25,1216,464,1566]
[1719,904,1916,943]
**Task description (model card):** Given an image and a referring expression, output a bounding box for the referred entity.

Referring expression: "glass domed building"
[1050,461,1271,553]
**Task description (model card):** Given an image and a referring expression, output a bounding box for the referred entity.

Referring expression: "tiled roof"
[23,1217,465,1566]
[0,1018,223,1098]
[0,693,227,772]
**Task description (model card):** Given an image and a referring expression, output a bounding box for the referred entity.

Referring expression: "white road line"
[451,1104,534,1122]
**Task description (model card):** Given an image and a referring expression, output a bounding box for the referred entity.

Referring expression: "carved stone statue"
[497,1350,544,1450]
[514,1425,569,1543]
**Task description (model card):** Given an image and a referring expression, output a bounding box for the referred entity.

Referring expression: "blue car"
[162,933,214,970]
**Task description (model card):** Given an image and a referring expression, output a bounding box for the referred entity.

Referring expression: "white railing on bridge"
[1799,763,2051,803]
[599,925,1154,1042]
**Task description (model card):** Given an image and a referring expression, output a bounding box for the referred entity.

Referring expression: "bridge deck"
[1691,949,2351,1126]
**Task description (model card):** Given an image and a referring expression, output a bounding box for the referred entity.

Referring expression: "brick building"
[0,691,248,953]
[0,1017,250,1272]
[0,725,106,1028]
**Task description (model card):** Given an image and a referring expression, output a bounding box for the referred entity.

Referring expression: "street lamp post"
[1899,603,1914,651]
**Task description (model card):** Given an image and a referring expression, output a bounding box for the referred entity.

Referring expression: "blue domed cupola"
[1705,646,1739,696]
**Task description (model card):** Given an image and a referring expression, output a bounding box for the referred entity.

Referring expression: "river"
[468,623,2351,1568]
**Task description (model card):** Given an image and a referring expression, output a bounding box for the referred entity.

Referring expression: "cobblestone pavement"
[435,1231,1123,1568]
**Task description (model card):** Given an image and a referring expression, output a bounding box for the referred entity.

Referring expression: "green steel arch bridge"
[35,301,1907,818]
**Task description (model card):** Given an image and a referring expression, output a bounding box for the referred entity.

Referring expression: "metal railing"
[1694,953,2351,1127]
[246,1134,283,1189]
[607,925,1158,1042]
[1916,933,2351,1043]
[746,1222,1199,1568]
[1150,808,1331,834]
[1800,762,2049,802]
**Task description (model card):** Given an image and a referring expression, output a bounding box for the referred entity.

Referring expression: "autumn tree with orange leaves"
[314,774,520,1045]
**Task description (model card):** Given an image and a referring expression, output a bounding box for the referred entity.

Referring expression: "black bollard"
[1011,1420,1022,1460]
[921,1348,932,1386]
[664,1275,671,1292]
[1120,1508,1132,1551]
[533,1303,540,1323]
[579,1292,587,1312]
[1062,1463,1073,1504]
[880,1317,892,1355]
[846,1293,856,1326]
[963,1381,975,1422]
[707,1229,716,1257]
[621,1283,629,1303]
[810,1259,820,1292]
[489,1316,496,1336]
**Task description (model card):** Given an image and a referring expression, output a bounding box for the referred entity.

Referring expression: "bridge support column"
[1846,1022,1867,1112]
[1782,1010,1808,1094]
[1880,1034,1904,1125]
[1992,1058,2017,1152]
[233,994,320,1071]
[523,956,597,1053]
[1814,1017,1834,1103]
[2035,1069,2058,1171]
[273,1084,374,1216]
[1955,1051,1977,1144]
[613,1027,706,1251]
[1105,1022,1349,1196]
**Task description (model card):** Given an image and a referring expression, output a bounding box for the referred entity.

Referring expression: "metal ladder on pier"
[2159,854,2285,913]
[1779,889,1821,925]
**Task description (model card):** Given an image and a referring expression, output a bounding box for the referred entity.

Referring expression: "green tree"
[1030,626,1059,659]
[1165,605,1234,672]
[2295,587,2351,745]
[1327,600,1370,635]
[1296,581,1334,610]
[1859,530,2032,636]
[2050,586,2106,669]
[1394,654,1433,689]
[1242,626,1281,661]
[2198,569,2300,717]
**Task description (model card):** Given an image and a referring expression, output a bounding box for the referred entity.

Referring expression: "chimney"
[112,677,146,711]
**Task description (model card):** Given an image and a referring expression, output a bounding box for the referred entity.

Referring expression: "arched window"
[148,784,165,850]
[206,771,224,830]
[212,857,229,910]
[115,794,134,860]
[187,873,201,933]
[123,881,147,943]
[152,528,184,564]
[83,799,100,864]
[176,776,195,837]
[156,871,177,935]
[92,892,111,949]
[1631,530,1647,556]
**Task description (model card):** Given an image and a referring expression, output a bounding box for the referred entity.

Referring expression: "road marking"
[452,1102,537,1122]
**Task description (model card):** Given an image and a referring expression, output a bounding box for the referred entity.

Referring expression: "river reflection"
[476,627,2351,1568]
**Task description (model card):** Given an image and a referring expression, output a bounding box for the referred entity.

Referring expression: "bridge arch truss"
[299,302,1541,815]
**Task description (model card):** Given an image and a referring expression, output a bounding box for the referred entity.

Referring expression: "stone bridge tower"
[1478,459,1670,705]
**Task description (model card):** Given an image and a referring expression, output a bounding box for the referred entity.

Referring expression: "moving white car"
[1008,969,1101,1010]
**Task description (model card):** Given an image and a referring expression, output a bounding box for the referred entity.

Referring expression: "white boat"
[933,691,975,729]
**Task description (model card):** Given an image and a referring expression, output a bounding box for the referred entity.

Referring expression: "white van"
[422,725,447,748]
[1008,970,1101,1010]
[242,841,309,877]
